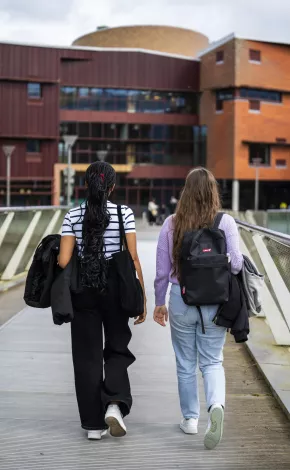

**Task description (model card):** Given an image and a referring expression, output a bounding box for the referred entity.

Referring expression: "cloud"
[0,0,73,21]
[0,0,290,46]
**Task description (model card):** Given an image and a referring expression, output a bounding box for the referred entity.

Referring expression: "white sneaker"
[87,430,107,440]
[204,404,224,450]
[105,404,127,437]
[180,418,198,435]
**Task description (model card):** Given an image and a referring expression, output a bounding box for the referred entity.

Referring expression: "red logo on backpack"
[202,248,212,253]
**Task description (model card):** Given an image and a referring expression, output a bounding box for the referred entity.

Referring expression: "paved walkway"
[1,232,290,470]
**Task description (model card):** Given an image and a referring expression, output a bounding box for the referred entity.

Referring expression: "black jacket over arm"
[24,233,81,326]
[215,274,249,343]
[51,247,81,325]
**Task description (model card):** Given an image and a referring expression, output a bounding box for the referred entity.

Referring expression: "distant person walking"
[148,198,158,225]
[169,196,178,214]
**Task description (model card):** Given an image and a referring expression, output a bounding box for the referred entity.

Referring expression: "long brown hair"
[172,167,221,277]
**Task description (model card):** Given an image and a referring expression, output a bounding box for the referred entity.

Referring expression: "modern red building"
[1,26,290,210]
[0,26,206,210]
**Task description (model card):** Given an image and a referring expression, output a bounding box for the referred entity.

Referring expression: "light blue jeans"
[169,284,227,419]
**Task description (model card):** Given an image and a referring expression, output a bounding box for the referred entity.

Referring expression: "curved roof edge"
[0,39,199,61]
[74,24,208,44]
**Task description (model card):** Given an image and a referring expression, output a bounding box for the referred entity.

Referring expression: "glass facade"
[71,173,187,210]
[59,122,207,167]
[60,87,199,114]
[240,88,282,103]
[216,87,282,104]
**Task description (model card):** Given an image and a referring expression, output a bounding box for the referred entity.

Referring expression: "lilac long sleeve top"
[154,214,244,306]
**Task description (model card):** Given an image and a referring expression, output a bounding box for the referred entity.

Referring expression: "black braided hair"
[80,161,116,290]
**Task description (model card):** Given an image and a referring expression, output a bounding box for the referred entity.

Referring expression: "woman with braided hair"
[59,161,146,440]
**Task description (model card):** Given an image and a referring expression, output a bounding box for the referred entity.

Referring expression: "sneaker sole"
[88,430,107,440]
[180,424,198,435]
[204,407,224,450]
[105,416,127,437]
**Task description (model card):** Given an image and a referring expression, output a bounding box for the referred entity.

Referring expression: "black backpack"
[179,213,231,332]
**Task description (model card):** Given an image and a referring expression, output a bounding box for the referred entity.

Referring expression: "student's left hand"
[153,305,168,327]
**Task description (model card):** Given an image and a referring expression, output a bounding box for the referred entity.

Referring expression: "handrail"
[235,219,290,244]
[0,206,69,213]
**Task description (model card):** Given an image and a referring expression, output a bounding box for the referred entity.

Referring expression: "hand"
[153,305,168,327]
[134,298,147,325]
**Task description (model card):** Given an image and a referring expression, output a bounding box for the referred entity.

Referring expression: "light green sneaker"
[204,404,224,450]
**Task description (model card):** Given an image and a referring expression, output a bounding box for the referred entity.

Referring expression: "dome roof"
[73,25,209,58]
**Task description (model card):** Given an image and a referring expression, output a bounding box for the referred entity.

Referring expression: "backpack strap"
[117,205,129,252]
[213,212,224,229]
[196,306,206,334]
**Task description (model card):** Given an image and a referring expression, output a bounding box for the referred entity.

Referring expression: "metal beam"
[1,211,42,281]
[239,235,290,345]
[253,233,290,332]
[0,212,15,249]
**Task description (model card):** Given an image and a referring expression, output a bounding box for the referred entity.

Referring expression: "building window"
[27,83,42,99]
[78,88,90,110]
[216,89,235,101]
[216,97,223,112]
[249,100,260,112]
[249,49,261,63]
[58,122,206,166]
[240,88,281,103]
[26,140,40,153]
[60,86,198,115]
[276,159,287,168]
[216,50,224,64]
[249,144,271,166]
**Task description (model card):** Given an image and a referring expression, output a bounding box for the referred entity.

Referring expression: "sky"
[0,0,290,47]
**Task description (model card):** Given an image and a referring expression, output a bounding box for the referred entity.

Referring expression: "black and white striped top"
[61,201,136,259]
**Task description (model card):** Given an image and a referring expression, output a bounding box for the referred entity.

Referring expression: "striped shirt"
[61,201,136,259]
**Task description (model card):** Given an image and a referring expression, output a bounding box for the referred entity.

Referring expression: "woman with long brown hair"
[154,168,243,450]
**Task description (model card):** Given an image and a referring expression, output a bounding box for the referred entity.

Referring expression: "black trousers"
[71,267,136,430]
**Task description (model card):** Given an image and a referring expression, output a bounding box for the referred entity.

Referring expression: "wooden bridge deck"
[0,231,290,469]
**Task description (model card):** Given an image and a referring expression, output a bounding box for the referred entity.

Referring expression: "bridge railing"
[236,219,290,345]
[1,207,290,346]
[0,207,68,289]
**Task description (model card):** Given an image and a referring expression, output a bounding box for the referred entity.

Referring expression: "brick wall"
[234,96,290,180]
[200,91,235,179]
[200,39,235,91]
[200,37,290,181]
[236,39,290,91]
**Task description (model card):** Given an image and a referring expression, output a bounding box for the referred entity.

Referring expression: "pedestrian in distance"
[58,161,147,441]
[154,168,243,450]
[148,198,159,225]
[169,195,178,214]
